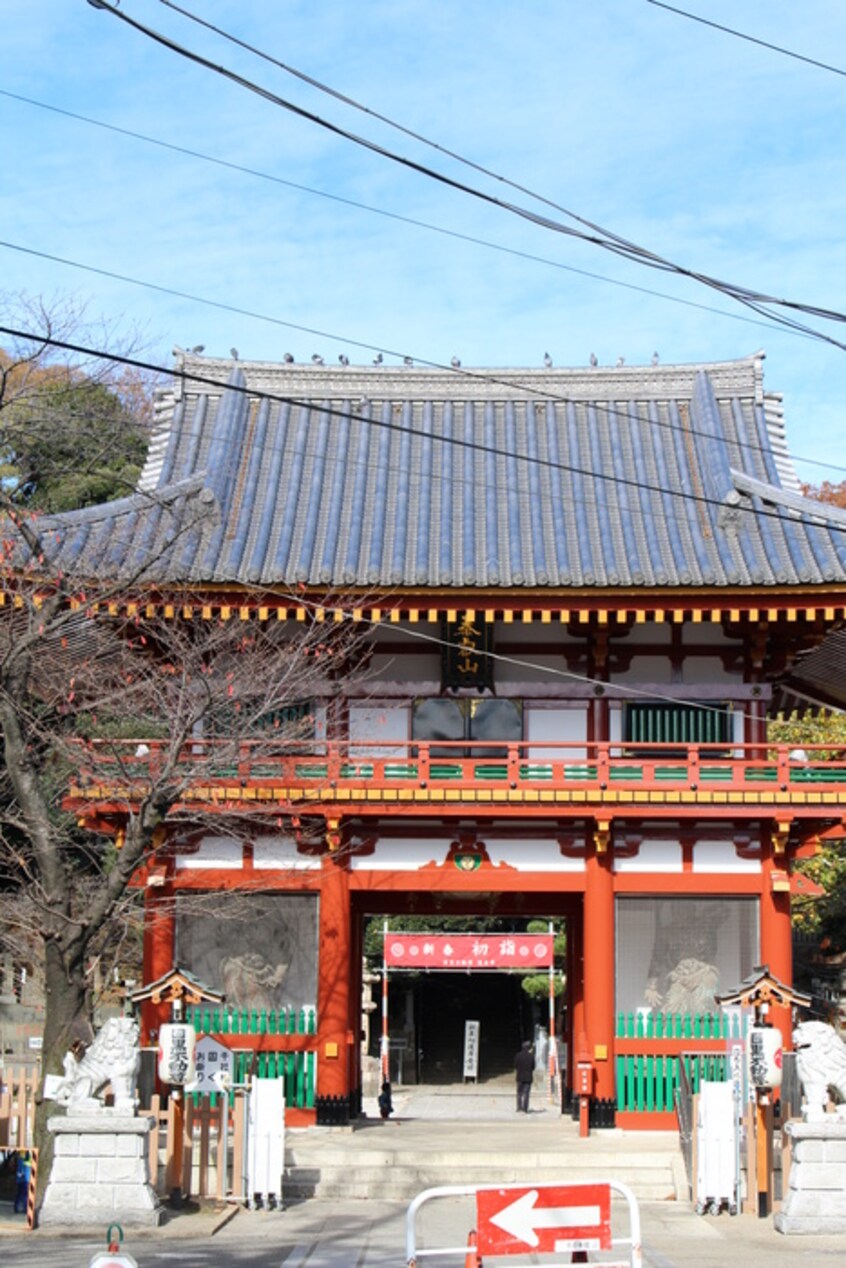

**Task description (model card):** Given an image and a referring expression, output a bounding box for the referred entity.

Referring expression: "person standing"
[514,1040,535,1112]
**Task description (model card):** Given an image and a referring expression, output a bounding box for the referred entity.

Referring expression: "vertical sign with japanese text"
[442,615,493,692]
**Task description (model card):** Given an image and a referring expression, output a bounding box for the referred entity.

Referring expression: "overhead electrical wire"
[3,324,836,724]
[0,87,801,347]
[3,320,846,545]
[86,0,846,355]
[6,235,846,490]
[5,237,846,483]
[646,1,846,80]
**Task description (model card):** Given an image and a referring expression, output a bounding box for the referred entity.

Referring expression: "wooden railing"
[0,1065,37,1149]
[68,740,846,810]
[144,1091,249,1202]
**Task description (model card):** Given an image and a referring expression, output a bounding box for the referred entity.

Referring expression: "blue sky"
[2,0,846,485]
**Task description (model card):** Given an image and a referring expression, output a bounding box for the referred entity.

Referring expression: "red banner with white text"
[383,933,553,970]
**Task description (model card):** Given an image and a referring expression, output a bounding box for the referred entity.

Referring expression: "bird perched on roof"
[451,355,461,368]
[543,352,553,368]
[283,352,294,363]
[652,351,660,366]
[312,354,324,365]
[373,353,384,366]
[589,352,598,367]
[190,344,205,354]
[403,355,414,367]
[339,354,350,366]
[616,355,625,367]
[230,347,239,360]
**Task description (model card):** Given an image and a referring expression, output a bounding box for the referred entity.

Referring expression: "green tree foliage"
[519,919,566,1004]
[0,351,150,512]
[769,708,846,938]
[772,479,846,944]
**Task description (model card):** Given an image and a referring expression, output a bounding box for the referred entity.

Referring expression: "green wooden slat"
[429,764,463,779]
[519,764,553,780]
[474,764,508,779]
[384,763,418,779]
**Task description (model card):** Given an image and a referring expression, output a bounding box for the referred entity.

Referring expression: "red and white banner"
[384,933,553,969]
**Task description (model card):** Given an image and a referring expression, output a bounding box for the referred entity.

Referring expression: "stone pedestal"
[40,1113,163,1227]
[774,1120,846,1234]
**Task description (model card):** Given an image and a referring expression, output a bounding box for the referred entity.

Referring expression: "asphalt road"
[2,1197,846,1267]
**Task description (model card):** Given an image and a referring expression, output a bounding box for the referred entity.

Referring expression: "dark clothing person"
[515,1041,535,1112]
[378,1080,393,1120]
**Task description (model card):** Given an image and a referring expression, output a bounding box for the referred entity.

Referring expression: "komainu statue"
[54,1015,140,1114]
[793,1019,846,1122]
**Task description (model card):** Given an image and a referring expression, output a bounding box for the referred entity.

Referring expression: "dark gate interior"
[413,971,533,1083]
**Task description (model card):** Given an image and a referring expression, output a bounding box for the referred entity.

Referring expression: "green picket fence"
[186,1006,317,1110]
[188,1005,316,1037]
[615,1012,743,1113]
[616,1010,744,1041]
[616,1049,730,1113]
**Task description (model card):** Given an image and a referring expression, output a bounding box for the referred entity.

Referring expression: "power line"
[4,235,845,481]
[647,1,846,79]
[86,0,846,356]
[3,320,846,544]
[1,87,803,345]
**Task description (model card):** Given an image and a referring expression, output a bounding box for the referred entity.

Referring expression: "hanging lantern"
[747,1024,782,1089]
[158,1022,197,1086]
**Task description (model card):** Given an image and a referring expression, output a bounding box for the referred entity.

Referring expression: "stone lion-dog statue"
[793,1019,846,1122]
[55,1015,140,1114]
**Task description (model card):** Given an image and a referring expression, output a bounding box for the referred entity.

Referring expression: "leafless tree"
[0,307,371,1187]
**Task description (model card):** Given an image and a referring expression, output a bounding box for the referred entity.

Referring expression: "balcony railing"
[68,739,846,812]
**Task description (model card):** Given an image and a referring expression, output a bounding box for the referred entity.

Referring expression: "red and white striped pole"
[381,919,390,1082]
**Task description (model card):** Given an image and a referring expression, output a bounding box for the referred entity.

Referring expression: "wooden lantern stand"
[716,966,811,1218]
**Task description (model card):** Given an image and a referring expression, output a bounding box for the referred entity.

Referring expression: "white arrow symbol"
[490,1190,601,1249]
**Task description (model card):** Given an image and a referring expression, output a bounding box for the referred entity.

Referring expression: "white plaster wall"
[485,838,585,872]
[496,654,578,685]
[683,657,742,685]
[366,648,441,683]
[612,657,673,684]
[693,838,761,874]
[526,706,587,759]
[349,839,452,871]
[349,704,410,756]
[614,839,683,874]
[253,835,321,870]
[174,836,242,869]
[349,837,585,873]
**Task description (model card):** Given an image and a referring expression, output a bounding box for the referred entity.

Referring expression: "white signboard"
[463,1020,480,1080]
[193,1035,234,1094]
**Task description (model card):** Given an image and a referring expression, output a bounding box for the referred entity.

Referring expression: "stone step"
[283,1139,683,1203]
[283,1162,678,1203]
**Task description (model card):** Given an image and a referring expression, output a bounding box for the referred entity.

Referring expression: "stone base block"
[40,1113,163,1227]
[775,1120,846,1235]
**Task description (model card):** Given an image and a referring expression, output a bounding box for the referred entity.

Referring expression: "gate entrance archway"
[359,922,567,1117]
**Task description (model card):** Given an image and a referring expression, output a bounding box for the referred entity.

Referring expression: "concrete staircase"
[283,1084,687,1203]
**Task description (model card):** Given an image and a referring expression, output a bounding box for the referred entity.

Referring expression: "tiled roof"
[35,352,846,592]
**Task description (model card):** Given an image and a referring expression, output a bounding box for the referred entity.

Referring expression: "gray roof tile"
[34,353,846,593]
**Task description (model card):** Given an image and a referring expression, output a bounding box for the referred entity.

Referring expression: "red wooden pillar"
[567,904,584,1096]
[317,854,352,1100]
[760,830,793,1051]
[141,883,175,1044]
[583,833,615,1102]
